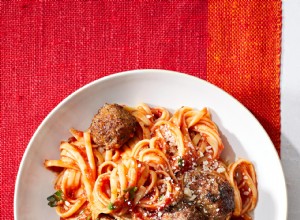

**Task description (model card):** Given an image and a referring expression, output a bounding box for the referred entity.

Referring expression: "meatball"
[161,201,205,220]
[90,104,138,149]
[161,168,234,220]
[97,214,115,220]
[182,168,234,220]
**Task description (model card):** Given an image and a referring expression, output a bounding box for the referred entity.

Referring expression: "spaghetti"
[45,104,258,220]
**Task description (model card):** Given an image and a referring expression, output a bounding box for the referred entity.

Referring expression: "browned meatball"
[90,104,138,149]
[97,214,115,219]
[182,168,234,220]
[161,201,205,220]
[161,168,234,220]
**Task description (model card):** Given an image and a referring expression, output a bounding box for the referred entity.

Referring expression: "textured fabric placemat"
[0,1,281,219]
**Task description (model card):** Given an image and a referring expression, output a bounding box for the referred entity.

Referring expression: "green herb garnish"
[108,202,115,210]
[47,190,64,207]
[178,157,184,167]
[159,195,164,201]
[124,186,138,200]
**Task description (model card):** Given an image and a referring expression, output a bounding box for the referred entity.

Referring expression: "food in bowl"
[44,103,257,220]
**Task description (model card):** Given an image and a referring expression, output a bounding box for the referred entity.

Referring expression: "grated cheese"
[184,187,193,197]
[217,167,226,173]
[160,125,176,146]
[165,176,171,181]
[243,191,250,196]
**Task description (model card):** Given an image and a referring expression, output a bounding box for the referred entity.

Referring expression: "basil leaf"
[178,157,184,167]
[47,190,64,207]
[108,202,115,210]
[124,186,138,200]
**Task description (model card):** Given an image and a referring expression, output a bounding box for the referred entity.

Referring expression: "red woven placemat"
[207,0,281,156]
[0,1,281,219]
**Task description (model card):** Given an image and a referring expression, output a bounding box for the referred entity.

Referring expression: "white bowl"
[14,69,287,220]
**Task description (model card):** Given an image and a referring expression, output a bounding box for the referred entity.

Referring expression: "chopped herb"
[124,186,138,200]
[178,157,184,167]
[108,202,115,210]
[47,190,64,207]
[159,195,164,201]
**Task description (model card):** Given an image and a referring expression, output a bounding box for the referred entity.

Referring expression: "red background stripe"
[207,0,281,154]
